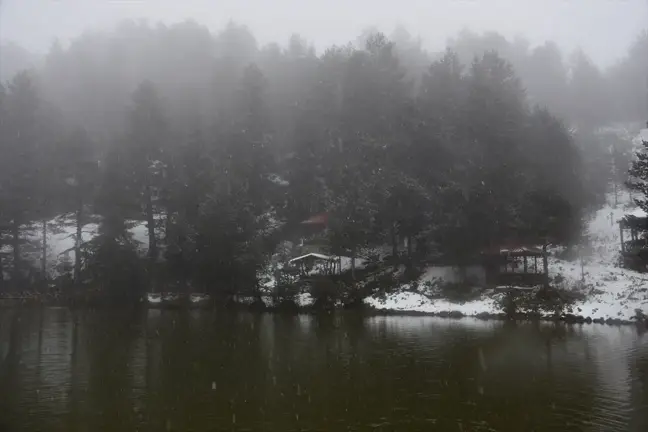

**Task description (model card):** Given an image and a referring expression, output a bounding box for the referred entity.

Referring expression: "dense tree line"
[0,21,642,298]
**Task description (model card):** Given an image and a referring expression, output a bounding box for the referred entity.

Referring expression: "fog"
[2,0,647,66]
[4,7,648,432]
[0,0,646,295]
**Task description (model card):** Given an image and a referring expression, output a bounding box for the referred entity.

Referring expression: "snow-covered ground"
[366,291,497,315]
[367,127,648,321]
[366,192,648,321]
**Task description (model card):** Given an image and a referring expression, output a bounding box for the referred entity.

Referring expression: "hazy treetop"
[1,0,646,67]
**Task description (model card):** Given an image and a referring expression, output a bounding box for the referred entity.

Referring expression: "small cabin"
[482,245,549,287]
[288,253,340,277]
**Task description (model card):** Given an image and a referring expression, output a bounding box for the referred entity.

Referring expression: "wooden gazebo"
[619,209,648,253]
[288,252,340,277]
[482,245,549,288]
[619,209,648,271]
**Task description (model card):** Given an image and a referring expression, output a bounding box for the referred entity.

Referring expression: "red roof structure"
[482,237,554,257]
[300,213,329,226]
[482,245,545,257]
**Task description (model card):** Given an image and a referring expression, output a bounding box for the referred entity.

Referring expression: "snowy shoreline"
[363,292,645,326]
[364,188,648,324]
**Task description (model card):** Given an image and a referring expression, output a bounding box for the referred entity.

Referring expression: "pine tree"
[55,128,99,284]
[0,71,41,288]
[0,83,7,289]
[627,139,648,213]
[126,80,168,286]
[87,145,142,297]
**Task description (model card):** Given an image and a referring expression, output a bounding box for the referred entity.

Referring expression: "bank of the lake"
[5,190,647,326]
[364,192,648,324]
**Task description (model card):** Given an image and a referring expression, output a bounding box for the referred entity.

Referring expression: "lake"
[1,308,647,431]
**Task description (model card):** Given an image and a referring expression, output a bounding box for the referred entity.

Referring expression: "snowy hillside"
[367,190,648,321]
[367,128,648,321]
[548,192,648,320]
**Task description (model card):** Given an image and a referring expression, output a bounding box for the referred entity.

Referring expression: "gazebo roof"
[482,245,545,257]
[288,253,333,264]
[300,213,328,225]
[619,208,648,229]
[626,207,647,218]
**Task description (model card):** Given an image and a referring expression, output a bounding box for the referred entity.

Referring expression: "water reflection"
[0,309,647,431]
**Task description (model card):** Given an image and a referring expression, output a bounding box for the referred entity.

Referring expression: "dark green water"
[1,308,647,431]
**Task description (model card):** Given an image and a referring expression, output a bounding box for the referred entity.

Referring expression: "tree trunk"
[144,183,157,291]
[390,224,399,270]
[523,256,528,273]
[0,239,4,289]
[542,244,549,289]
[11,219,20,285]
[41,220,47,281]
[164,209,172,246]
[74,207,82,284]
[144,183,157,260]
[351,246,356,282]
[391,224,398,259]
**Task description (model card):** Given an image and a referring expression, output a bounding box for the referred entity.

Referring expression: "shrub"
[438,281,482,303]
[310,278,340,310]
[494,285,584,318]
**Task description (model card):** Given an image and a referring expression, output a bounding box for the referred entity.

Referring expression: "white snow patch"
[634,128,648,147]
[147,293,162,304]
[626,207,647,218]
[190,293,210,303]
[267,173,290,186]
[296,292,314,307]
[365,291,497,316]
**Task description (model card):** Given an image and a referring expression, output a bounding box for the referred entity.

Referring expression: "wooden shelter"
[482,245,549,287]
[619,208,648,271]
[288,253,340,277]
[300,213,329,226]
[619,209,648,253]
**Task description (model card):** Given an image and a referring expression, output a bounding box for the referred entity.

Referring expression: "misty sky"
[1,0,647,66]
